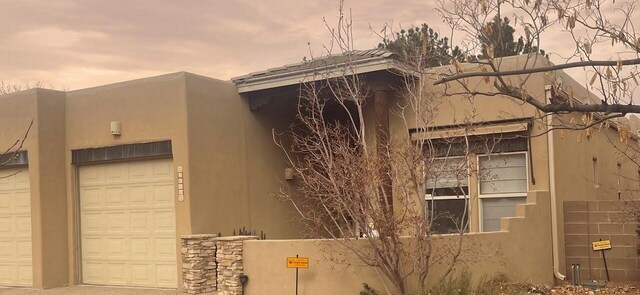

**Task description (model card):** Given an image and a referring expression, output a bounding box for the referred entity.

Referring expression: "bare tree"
[0,81,43,95]
[273,3,502,294]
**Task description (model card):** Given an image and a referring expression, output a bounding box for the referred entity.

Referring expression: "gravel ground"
[551,284,640,295]
[0,286,178,295]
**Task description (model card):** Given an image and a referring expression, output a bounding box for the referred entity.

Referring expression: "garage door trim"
[72,141,172,165]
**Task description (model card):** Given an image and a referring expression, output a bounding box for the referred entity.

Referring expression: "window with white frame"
[478,153,528,232]
[426,156,470,234]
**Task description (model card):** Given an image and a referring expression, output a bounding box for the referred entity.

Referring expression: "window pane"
[426,157,468,197]
[479,154,527,194]
[426,199,469,234]
[482,197,526,232]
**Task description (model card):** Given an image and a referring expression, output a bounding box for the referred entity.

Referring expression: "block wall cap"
[182,234,219,239]
[215,236,259,241]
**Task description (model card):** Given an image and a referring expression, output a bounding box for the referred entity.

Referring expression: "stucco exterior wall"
[243,191,553,295]
[240,89,306,239]
[32,89,68,289]
[552,116,640,274]
[183,73,250,236]
[0,72,310,289]
[390,55,551,233]
[548,70,640,275]
[0,89,69,288]
[0,54,633,290]
[64,73,192,285]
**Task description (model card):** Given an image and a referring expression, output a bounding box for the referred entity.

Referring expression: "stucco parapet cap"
[214,236,258,241]
[182,234,219,239]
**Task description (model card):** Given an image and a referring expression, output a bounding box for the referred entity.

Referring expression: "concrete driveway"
[0,286,178,295]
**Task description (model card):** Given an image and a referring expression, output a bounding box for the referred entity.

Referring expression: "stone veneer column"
[181,234,218,295]
[215,236,258,295]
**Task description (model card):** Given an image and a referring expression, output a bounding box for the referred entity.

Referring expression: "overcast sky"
[1,0,631,91]
[0,0,442,90]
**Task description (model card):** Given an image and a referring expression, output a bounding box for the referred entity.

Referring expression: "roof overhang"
[231,52,412,94]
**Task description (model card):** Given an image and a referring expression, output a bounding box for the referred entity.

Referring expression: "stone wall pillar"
[181,234,217,294]
[215,236,258,295]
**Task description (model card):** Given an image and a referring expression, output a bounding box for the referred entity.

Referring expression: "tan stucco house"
[0,50,636,290]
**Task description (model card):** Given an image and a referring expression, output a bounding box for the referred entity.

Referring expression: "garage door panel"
[0,262,31,286]
[0,264,15,284]
[15,216,31,234]
[0,168,32,287]
[106,212,128,232]
[105,187,127,209]
[129,186,152,207]
[155,238,176,260]
[0,241,16,258]
[156,264,177,287]
[14,192,30,213]
[82,262,105,284]
[106,264,127,284]
[17,241,31,258]
[17,265,32,285]
[106,238,127,259]
[0,217,12,234]
[0,176,12,188]
[129,214,152,233]
[131,264,153,286]
[128,163,148,179]
[80,159,176,288]
[14,172,29,188]
[130,238,153,260]
[79,166,105,185]
[130,211,153,233]
[82,238,104,259]
[81,213,104,234]
[152,161,172,179]
[106,164,127,183]
[80,188,103,210]
[154,211,175,232]
[0,194,11,211]
[153,185,174,206]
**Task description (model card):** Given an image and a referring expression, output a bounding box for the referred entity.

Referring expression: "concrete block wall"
[564,200,640,281]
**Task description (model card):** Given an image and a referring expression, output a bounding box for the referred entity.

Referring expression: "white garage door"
[0,168,32,286]
[79,159,177,288]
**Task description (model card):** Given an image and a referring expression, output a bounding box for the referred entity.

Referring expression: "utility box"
[110,121,122,136]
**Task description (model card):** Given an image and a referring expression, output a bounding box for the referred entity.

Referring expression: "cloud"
[0,0,443,89]
[0,0,633,90]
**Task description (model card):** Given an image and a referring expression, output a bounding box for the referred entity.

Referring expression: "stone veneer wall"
[564,200,640,281]
[182,234,218,294]
[215,236,258,295]
[181,235,257,295]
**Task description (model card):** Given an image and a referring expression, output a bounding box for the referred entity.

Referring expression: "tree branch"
[434,58,640,85]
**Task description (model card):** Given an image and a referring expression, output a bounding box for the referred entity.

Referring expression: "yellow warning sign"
[286,257,309,268]
[592,240,612,251]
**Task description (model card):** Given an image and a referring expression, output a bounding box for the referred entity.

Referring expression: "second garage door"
[0,168,32,287]
[79,159,177,288]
